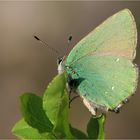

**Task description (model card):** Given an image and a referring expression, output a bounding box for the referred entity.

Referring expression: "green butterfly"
[36,9,138,115]
[56,9,138,115]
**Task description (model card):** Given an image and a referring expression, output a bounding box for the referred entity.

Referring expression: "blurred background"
[0,1,140,139]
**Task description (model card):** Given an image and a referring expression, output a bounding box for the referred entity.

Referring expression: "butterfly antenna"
[68,35,72,44]
[34,35,60,56]
[64,35,72,56]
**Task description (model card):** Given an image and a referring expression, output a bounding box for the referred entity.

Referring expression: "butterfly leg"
[69,95,80,106]
[68,89,80,108]
[67,75,80,107]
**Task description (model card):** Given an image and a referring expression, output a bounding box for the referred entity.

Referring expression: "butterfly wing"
[65,9,138,110]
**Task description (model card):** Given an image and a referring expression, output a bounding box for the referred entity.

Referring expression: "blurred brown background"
[0,1,140,139]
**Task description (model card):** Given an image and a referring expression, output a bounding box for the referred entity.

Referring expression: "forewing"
[66,9,137,66]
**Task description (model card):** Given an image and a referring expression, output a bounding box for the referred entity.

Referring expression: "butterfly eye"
[57,58,63,65]
[58,59,62,64]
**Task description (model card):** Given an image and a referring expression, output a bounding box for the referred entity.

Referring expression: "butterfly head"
[57,56,65,74]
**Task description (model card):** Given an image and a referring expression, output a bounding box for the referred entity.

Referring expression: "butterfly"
[35,9,138,115]
[57,9,138,115]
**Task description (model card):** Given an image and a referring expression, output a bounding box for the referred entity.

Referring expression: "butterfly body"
[57,9,138,115]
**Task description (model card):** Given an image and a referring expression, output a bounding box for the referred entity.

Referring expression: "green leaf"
[20,93,53,133]
[70,125,87,139]
[43,73,66,125]
[12,119,55,139]
[87,114,106,139]
[43,73,73,138]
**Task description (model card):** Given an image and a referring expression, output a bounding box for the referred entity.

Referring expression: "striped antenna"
[34,35,60,56]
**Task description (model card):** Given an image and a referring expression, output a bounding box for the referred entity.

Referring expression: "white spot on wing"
[112,86,114,90]
[116,58,120,62]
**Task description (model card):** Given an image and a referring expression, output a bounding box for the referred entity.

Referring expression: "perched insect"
[35,9,138,115]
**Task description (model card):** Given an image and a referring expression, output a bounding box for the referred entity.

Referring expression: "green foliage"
[87,115,105,139]
[12,73,105,139]
[12,119,52,139]
[20,93,53,133]
[70,125,87,139]
[43,73,73,139]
